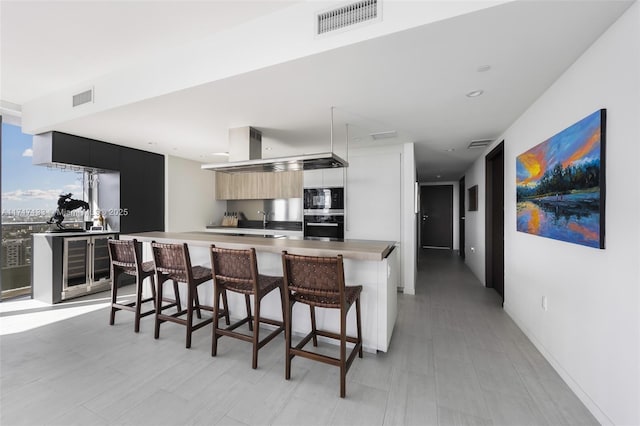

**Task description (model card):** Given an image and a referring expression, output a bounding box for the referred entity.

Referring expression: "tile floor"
[0,250,598,425]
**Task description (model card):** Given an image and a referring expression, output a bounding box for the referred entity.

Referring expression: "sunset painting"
[516,109,606,249]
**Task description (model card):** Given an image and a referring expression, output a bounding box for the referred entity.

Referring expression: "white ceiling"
[1,0,633,181]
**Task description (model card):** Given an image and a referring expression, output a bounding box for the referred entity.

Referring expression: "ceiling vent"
[72,88,93,107]
[370,130,397,140]
[467,139,492,149]
[317,0,379,35]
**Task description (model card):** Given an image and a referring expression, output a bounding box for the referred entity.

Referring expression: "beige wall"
[165,155,225,232]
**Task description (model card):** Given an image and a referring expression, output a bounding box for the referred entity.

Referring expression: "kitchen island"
[121,231,398,352]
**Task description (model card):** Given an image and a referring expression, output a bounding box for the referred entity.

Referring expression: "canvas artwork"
[516,109,606,249]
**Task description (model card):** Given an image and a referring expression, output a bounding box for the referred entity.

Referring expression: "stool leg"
[340,308,347,398]
[134,273,143,333]
[285,301,293,380]
[212,285,221,357]
[173,280,181,312]
[109,269,119,326]
[245,294,253,331]
[222,290,230,325]
[186,283,194,349]
[356,297,363,358]
[310,306,318,347]
[194,287,202,320]
[279,286,286,339]
[149,274,157,310]
[155,276,163,339]
[252,295,260,369]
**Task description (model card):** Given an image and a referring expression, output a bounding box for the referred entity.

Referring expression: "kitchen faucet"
[258,210,269,229]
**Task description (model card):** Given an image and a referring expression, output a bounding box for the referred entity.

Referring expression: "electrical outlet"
[541,296,548,311]
[470,247,475,253]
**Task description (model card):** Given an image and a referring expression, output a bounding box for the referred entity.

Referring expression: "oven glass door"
[304,215,344,240]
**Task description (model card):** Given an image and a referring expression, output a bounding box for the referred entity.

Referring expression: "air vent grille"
[468,139,492,149]
[370,130,397,140]
[72,89,93,107]
[317,0,378,35]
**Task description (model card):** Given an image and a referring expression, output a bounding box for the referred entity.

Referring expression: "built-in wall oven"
[303,187,344,240]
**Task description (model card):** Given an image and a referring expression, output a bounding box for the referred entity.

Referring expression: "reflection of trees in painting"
[515,109,605,249]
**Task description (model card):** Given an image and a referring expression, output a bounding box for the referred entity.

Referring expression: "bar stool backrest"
[210,246,258,291]
[281,252,345,302]
[151,242,193,282]
[108,239,140,271]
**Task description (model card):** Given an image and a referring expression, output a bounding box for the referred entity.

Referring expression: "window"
[1,123,85,300]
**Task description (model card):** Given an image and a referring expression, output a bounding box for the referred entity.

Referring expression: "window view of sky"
[2,123,83,214]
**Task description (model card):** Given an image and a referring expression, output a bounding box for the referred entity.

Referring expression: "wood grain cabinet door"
[215,171,302,200]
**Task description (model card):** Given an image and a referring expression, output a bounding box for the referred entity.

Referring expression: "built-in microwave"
[303,187,344,214]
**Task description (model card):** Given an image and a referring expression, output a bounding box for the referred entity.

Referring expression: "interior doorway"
[458,176,465,259]
[485,141,505,301]
[420,185,453,250]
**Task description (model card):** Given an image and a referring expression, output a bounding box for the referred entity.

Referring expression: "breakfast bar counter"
[121,231,399,352]
[123,231,395,261]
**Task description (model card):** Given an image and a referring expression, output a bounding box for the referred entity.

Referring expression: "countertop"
[206,220,302,231]
[121,231,395,261]
[33,230,118,237]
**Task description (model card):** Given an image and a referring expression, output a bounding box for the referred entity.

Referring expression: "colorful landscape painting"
[516,109,606,249]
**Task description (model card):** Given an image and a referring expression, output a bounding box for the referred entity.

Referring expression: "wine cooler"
[62,234,116,300]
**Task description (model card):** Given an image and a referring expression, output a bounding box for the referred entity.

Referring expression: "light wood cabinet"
[215,171,302,200]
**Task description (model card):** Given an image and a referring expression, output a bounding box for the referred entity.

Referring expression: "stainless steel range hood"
[201,126,348,173]
[202,151,347,172]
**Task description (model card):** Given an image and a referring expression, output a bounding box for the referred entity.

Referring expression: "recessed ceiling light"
[210,152,230,156]
[477,65,491,72]
[466,89,484,98]
[436,175,442,179]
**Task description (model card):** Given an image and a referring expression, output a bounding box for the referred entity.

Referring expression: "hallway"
[0,250,597,425]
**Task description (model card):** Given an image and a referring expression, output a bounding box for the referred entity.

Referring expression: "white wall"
[464,161,487,284]
[165,155,225,232]
[401,143,417,295]
[464,4,640,424]
[346,143,417,295]
[419,181,459,251]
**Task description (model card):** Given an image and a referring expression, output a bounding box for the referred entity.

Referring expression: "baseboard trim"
[503,303,614,426]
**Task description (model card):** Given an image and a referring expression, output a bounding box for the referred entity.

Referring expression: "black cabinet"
[50,133,91,167]
[90,139,120,170]
[34,131,120,170]
[119,147,164,233]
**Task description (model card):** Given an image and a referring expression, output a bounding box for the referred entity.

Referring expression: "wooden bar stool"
[107,239,179,332]
[281,251,363,398]
[210,245,285,369]
[151,242,230,348]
